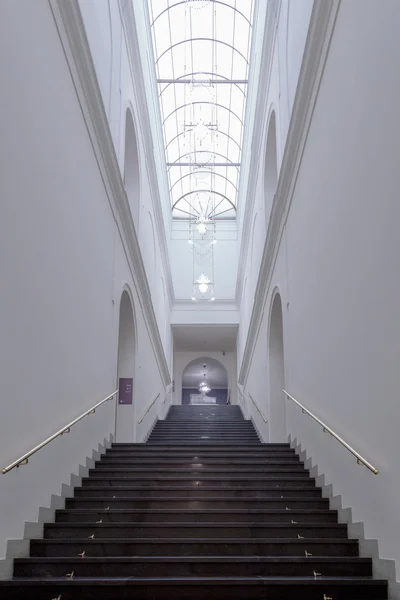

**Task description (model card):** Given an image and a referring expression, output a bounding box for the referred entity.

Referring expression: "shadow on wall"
[182,388,228,405]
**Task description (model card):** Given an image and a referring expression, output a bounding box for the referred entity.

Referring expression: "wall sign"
[118,378,133,405]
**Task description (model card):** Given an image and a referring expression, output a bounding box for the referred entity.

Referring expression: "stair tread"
[46,522,345,528]
[4,576,383,584]
[32,537,357,543]
[16,556,370,563]
[57,509,335,513]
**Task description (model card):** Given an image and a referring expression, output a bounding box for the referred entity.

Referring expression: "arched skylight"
[148,0,254,220]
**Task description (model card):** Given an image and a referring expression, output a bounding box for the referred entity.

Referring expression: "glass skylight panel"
[148,0,254,220]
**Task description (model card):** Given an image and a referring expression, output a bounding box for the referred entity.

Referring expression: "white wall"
[0,0,171,563]
[171,221,238,300]
[236,0,313,363]
[79,0,172,359]
[240,0,400,582]
[174,352,237,406]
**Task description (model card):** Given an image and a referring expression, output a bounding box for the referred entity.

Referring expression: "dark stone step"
[55,508,339,524]
[91,465,307,474]
[66,497,330,510]
[105,451,297,459]
[148,433,260,435]
[30,538,360,558]
[147,439,262,444]
[152,423,256,427]
[82,477,315,488]
[96,454,303,471]
[148,436,261,440]
[151,428,257,432]
[112,443,291,450]
[74,486,322,499]
[14,556,373,578]
[43,522,348,540]
[1,577,386,600]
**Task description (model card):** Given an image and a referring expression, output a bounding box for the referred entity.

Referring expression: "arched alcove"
[264,111,278,229]
[123,109,140,230]
[115,289,136,442]
[182,357,229,405]
[268,292,286,442]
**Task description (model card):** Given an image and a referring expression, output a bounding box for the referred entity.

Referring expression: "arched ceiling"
[182,356,228,388]
[148,0,254,220]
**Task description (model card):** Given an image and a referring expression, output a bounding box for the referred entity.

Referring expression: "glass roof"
[148,0,254,220]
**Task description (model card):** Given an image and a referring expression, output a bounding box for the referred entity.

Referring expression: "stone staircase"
[0,405,387,598]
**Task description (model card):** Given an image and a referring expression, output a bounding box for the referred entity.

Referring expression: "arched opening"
[182,357,229,405]
[115,290,136,442]
[268,293,286,442]
[123,109,140,230]
[264,111,278,229]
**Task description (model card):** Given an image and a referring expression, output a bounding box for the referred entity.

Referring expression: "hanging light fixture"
[196,273,211,294]
[199,381,211,394]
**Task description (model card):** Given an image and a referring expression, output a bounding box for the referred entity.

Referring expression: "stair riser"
[43,525,348,540]
[2,582,386,600]
[14,559,372,578]
[66,499,330,509]
[74,488,322,498]
[103,453,298,460]
[30,540,360,558]
[151,428,257,432]
[152,423,256,427]
[94,464,305,472]
[100,458,300,465]
[55,511,339,524]
[148,436,261,440]
[110,445,291,450]
[150,430,258,435]
[82,478,315,488]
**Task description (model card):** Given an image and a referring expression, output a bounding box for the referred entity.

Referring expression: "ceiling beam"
[167,162,241,167]
[158,79,248,84]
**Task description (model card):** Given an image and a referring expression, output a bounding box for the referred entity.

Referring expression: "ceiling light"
[196,273,210,294]
[197,222,207,235]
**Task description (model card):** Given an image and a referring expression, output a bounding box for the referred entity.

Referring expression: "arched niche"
[123,108,140,231]
[182,357,229,405]
[115,289,136,442]
[264,111,278,229]
[268,292,286,442]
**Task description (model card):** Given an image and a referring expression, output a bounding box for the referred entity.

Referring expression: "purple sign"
[118,378,133,405]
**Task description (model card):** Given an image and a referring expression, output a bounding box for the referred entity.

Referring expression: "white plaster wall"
[171,222,238,300]
[174,352,237,406]
[242,0,400,579]
[80,0,172,355]
[79,0,113,117]
[237,0,312,356]
[0,0,170,561]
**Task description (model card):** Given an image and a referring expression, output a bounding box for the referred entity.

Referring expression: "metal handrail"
[2,390,118,474]
[249,392,268,423]
[138,392,160,424]
[283,390,378,474]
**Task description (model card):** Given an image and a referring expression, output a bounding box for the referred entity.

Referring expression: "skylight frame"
[148,0,254,220]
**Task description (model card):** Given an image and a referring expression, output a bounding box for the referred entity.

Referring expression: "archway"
[268,293,286,442]
[115,290,136,441]
[182,357,228,405]
[264,111,278,229]
[123,109,140,230]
